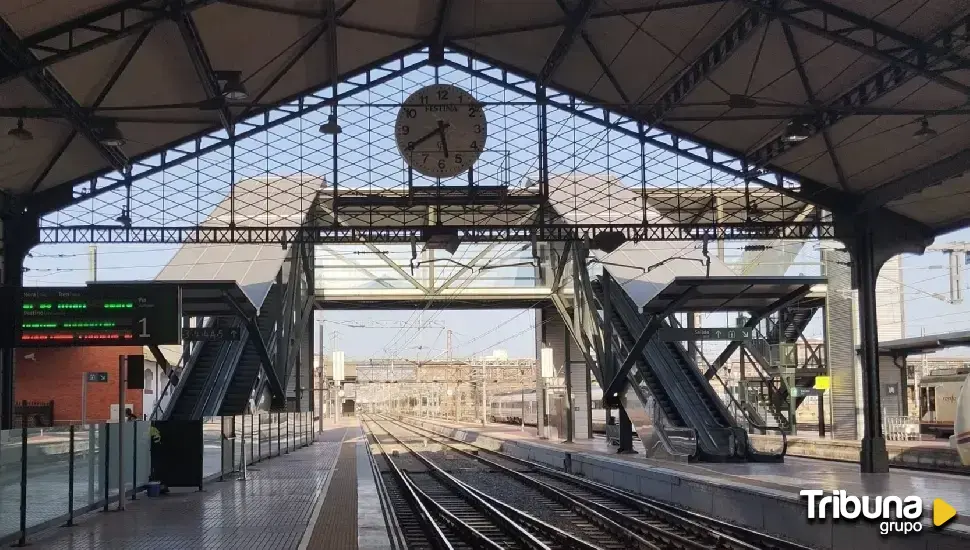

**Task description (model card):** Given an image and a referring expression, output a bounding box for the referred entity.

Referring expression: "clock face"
[395,84,487,178]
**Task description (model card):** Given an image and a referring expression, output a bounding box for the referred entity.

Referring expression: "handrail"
[157,316,218,420]
[197,321,250,418]
[188,319,246,419]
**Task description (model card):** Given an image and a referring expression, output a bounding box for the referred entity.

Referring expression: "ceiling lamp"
[913,119,938,140]
[783,118,811,143]
[219,71,248,101]
[98,122,125,147]
[319,114,342,135]
[8,118,33,141]
[727,94,758,109]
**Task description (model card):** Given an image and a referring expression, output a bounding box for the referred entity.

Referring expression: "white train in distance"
[488,388,610,431]
[919,369,968,438]
[953,371,970,466]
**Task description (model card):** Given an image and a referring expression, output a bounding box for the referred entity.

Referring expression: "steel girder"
[26,46,426,216]
[429,0,453,64]
[0,0,218,87]
[538,0,596,86]
[749,10,970,169]
[858,149,970,212]
[0,18,129,173]
[644,9,765,123]
[170,0,233,131]
[37,221,832,245]
[738,0,970,96]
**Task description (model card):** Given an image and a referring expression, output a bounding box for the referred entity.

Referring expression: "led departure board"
[1,284,181,347]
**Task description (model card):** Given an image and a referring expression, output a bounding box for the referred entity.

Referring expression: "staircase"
[740,300,824,428]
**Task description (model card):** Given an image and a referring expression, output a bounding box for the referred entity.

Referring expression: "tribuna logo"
[800,490,923,535]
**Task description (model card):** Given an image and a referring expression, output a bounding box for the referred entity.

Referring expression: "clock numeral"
[455,153,463,164]
[437,89,449,100]
[420,95,429,104]
[468,105,480,118]
[406,141,415,150]
[473,124,482,133]
[422,153,429,163]
[405,108,417,119]
[470,141,479,151]
[437,159,446,170]
[400,125,410,135]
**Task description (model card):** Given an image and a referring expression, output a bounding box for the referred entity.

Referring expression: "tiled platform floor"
[26,424,351,549]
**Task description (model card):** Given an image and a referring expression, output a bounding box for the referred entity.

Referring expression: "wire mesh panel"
[38,50,830,245]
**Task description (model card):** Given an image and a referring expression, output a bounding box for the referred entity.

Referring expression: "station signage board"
[1,284,181,347]
[659,327,752,341]
[182,326,242,342]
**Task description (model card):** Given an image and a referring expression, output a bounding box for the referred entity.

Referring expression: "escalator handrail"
[189,318,247,419]
[161,316,218,419]
[199,324,251,417]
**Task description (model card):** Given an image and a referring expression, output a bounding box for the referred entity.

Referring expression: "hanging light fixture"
[7,118,33,141]
[319,0,341,135]
[783,117,811,143]
[98,121,125,147]
[913,118,938,140]
[319,114,342,134]
[217,71,248,101]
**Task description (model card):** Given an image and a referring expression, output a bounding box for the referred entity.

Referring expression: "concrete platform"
[22,419,393,550]
[748,433,968,473]
[404,417,970,550]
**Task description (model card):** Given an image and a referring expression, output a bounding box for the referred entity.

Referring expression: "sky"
[18,51,970,361]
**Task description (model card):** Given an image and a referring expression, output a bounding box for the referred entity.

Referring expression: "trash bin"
[146,481,162,497]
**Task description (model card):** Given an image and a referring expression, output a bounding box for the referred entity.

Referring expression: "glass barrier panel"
[0,428,23,539]
[22,426,71,531]
[73,424,102,512]
[134,422,150,489]
[202,418,222,478]
[221,417,235,475]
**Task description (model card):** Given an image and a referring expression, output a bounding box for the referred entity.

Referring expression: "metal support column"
[855,223,889,473]
[0,213,36,430]
[617,406,636,454]
[601,272,614,425]
[563,317,574,443]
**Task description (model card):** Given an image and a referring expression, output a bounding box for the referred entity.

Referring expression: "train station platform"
[402,416,970,550]
[23,420,391,550]
[747,433,967,473]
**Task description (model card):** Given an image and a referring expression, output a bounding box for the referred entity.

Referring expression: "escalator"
[166,317,245,420]
[593,275,768,462]
[220,288,280,415]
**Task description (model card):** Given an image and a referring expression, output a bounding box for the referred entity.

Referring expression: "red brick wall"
[14,347,145,423]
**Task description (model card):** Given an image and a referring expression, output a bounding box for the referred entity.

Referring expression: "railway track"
[379,415,812,550]
[366,417,599,549]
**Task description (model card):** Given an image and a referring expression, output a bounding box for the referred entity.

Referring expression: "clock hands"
[406,122,451,153]
[437,120,450,158]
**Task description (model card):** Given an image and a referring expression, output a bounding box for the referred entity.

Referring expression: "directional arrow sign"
[659,327,752,341]
[87,372,109,383]
[182,326,242,342]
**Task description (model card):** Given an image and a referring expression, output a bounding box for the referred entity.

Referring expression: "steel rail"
[364,418,540,549]
[367,416,599,550]
[381,416,662,550]
[389,416,812,550]
[363,419,456,549]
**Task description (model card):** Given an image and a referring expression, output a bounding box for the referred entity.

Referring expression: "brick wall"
[14,347,145,423]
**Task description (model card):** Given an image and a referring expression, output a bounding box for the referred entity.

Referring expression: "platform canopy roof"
[641,275,825,313]
[870,330,970,357]
[3,1,970,236]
